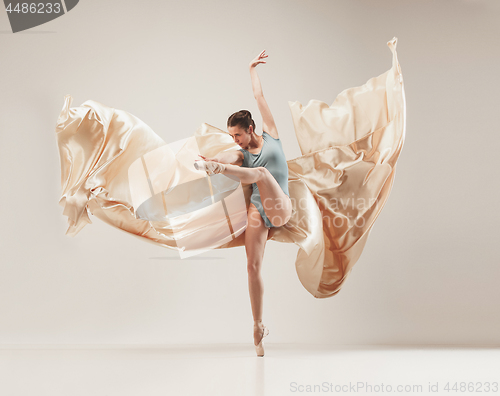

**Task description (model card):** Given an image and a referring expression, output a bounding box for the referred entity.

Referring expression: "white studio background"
[0,0,499,346]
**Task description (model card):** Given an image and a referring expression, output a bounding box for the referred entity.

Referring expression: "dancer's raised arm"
[249,50,279,139]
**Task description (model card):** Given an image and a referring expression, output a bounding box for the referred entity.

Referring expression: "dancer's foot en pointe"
[194,160,226,176]
[254,320,269,357]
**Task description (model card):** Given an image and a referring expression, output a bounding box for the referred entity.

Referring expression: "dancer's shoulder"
[263,130,279,140]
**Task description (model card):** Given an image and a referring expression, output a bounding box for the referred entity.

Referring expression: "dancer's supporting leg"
[222,164,292,227]
[245,202,269,346]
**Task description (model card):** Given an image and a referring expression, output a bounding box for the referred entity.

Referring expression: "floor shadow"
[149,256,225,260]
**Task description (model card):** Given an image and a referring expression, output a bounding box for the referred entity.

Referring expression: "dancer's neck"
[246,133,263,151]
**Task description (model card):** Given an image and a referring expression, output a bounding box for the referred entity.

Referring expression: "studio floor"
[0,344,498,395]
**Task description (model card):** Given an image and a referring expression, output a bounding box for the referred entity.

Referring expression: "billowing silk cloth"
[55,37,406,298]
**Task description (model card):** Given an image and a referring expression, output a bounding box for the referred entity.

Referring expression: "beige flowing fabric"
[55,37,406,298]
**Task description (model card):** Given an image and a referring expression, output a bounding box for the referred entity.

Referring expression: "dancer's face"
[228,125,252,148]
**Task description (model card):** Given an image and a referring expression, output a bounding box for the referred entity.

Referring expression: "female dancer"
[194,50,292,356]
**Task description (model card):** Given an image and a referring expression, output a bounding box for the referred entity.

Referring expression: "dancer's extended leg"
[222,164,292,227]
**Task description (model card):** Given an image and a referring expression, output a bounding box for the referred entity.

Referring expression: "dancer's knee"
[269,215,287,228]
[247,260,262,277]
[269,206,293,227]
[256,166,270,181]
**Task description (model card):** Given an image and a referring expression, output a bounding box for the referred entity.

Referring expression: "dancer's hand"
[198,154,216,162]
[249,50,268,69]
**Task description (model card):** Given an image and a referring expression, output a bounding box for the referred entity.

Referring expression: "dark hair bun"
[227,110,256,132]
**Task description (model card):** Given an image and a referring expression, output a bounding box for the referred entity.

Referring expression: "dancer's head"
[227,110,256,147]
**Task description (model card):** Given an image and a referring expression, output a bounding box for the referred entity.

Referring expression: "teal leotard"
[239,131,289,228]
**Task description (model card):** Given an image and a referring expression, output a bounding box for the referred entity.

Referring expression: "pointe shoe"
[193,160,226,175]
[254,323,269,357]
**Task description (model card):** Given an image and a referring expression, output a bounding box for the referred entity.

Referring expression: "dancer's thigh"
[244,203,269,267]
[255,168,292,227]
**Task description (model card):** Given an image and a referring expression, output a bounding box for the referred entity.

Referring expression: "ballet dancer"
[194,50,292,356]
